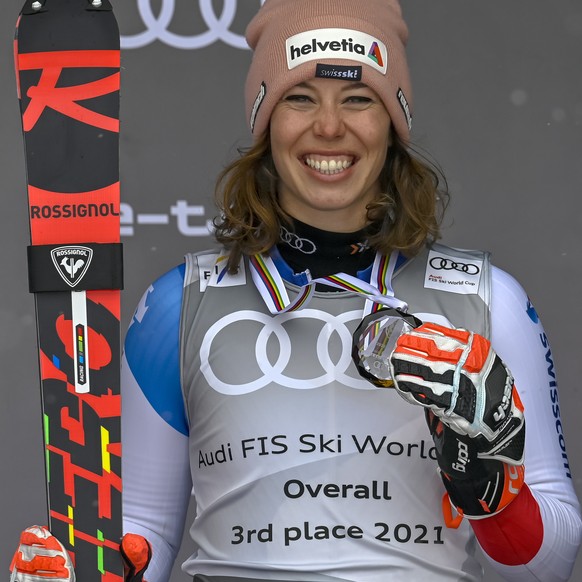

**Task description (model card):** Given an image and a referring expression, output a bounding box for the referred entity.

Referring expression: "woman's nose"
[312,104,346,139]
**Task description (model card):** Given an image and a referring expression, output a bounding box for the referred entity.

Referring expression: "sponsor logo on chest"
[424,249,483,295]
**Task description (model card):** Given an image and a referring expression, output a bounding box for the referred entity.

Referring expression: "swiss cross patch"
[50,245,93,288]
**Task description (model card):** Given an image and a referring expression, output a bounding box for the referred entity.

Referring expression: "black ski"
[15,0,124,579]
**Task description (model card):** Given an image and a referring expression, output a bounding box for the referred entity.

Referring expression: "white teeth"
[305,157,353,175]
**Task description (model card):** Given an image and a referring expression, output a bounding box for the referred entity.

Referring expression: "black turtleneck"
[277,219,375,279]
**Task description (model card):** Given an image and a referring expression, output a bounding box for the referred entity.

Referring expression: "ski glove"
[9,526,75,582]
[121,533,152,582]
[389,322,526,520]
[10,527,151,582]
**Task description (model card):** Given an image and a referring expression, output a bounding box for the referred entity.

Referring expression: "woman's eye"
[284,94,312,103]
[345,96,373,104]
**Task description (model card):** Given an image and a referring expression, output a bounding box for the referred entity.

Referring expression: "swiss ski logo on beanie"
[286,28,387,74]
[315,64,362,81]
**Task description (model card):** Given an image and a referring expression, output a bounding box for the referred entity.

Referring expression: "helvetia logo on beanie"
[286,28,387,74]
[368,42,384,68]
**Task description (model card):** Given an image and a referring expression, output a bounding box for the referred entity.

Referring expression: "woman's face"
[270,77,392,232]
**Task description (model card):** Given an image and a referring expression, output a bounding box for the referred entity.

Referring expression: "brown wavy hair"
[214,127,449,274]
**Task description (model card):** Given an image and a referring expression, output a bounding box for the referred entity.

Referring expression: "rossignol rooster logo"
[51,246,93,287]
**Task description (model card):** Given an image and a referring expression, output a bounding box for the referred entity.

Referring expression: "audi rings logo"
[121,0,266,50]
[429,256,480,276]
[201,309,373,395]
[279,226,317,255]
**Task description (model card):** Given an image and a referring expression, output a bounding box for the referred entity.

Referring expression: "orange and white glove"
[389,322,526,520]
[9,526,75,582]
[9,527,151,582]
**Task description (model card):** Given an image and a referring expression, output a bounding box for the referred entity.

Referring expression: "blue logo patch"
[526,299,539,323]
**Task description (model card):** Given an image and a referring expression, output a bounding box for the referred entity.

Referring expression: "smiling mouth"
[304,156,354,175]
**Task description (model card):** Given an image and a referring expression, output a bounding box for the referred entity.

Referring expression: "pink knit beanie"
[245,0,413,141]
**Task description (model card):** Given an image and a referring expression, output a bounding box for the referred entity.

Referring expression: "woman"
[119,1,581,580]
[12,0,581,581]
